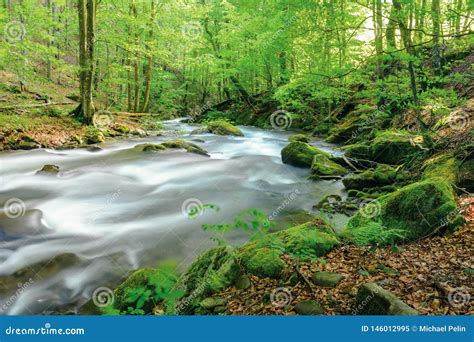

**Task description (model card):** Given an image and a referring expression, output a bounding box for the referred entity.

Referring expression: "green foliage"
[106,263,184,316]
[341,221,406,246]
[202,208,272,241]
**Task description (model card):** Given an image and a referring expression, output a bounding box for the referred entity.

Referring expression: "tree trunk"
[386,3,397,50]
[431,0,442,75]
[132,0,140,113]
[141,0,156,113]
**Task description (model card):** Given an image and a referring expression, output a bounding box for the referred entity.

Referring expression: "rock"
[114,125,130,134]
[84,127,105,144]
[457,159,473,192]
[281,141,330,168]
[130,128,147,136]
[36,164,60,175]
[239,247,286,278]
[239,219,339,266]
[294,300,325,315]
[311,271,345,288]
[190,128,210,135]
[371,131,427,165]
[200,297,226,309]
[311,154,347,179]
[175,246,239,314]
[213,306,227,314]
[342,143,372,160]
[235,274,251,290]
[289,134,310,143]
[355,283,418,315]
[315,194,342,210]
[160,139,209,156]
[86,146,103,152]
[343,178,460,245]
[0,209,51,239]
[113,268,162,313]
[342,164,401,190]
[17,141,40,150]
[133,143,166,152]
[206,120,244,136]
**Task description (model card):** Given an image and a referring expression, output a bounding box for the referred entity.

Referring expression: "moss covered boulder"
[311,154,347,179]
[238,219,340,275]
[343,179,461,245]
[422,154,460,184]
[370,131,427,164]
[84,127,105,144]
[356,283,418,315]
[289,134,311,143]
[342,164,403,191]
[133,143,167,152]
[207,120,244,136]
[457,159,473,192]
[161,139,209,156]
[175,246,239,314]
[341,143,372,160]
[239,248,286,278]
[281,142,330,168]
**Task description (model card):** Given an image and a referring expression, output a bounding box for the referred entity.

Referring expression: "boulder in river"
[207,120,244,137]
[36,164,60,175]
[311,154,347,179]
[289,134,310,143]
[355,283,418,315]
[133,143,166,152]
[281,141,330,168]
[160,139,209,156]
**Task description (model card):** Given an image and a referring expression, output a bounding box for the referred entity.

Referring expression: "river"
[0,119,347,314]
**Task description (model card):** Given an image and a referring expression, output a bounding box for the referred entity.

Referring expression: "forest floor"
[218,195,473,316]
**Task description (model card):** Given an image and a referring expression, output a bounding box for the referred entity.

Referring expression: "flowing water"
[0,119,347,315]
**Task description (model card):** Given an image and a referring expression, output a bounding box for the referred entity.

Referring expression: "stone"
[206,120,244,136]
[294,300,325,315]
[36,164,60,175]
[281,141,330,168]
[311,154,347,179]
[311,271,345,288]
[289,134,311,143]
[235,274,251,290]
[355,283,418,315]
[200,297,226,310]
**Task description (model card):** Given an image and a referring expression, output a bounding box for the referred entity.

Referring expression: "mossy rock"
[36,164,60,175]
[206,120,244,136]
[113,268,162,313]
[161,139,210,156]
[311,154,347,179]
[370,131,426,165]
[175,246,239,314]
[342,164,400,191]
[341,143,372,160]
[326,115,363,143]
[422,154,461,184]
[239,220,339,266]
[457,158,473,192]
[133,143,166,152]
[84,127,105,144]
[355,283,418,315]
[294,300,325,315]
[281,141,330,168]
[289,134,311,143]
[114,125,130,134]
[239,247,286,278]
[311,271,345,288]
[344,178,460,245]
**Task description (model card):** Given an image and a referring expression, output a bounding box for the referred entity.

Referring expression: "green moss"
[114,125,130,134]
[281,141,330,168]
[343,164,401,190]
[113,268,160,312]
[84,127,105,144]
[422,154,460,184]
[311,154,347,179]
[207,120,244,136]
[457,159,473,192]
[289,134,311,143]
[238,220,339,266]
[133,143,166,152]
[160,139,209,156]
[371,131,427,164]
[239,248,285,278]
[344,179,460,245]
[341,143,372,160]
